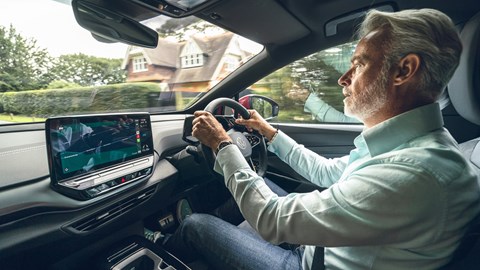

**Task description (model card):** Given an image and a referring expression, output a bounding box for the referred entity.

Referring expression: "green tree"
[157,18,224,41]
[290,53,344,110]
[253,66,296,109]
[50,53,126,86]
[0,25,53,92]
[290,53,343,91]
[157,17,200,39]
[46,79,81,89]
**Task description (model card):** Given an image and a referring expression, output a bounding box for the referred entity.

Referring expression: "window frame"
[132,56,148,72]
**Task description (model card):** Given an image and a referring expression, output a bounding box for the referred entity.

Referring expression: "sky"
[0,0,262,59]
[0,0,128,58]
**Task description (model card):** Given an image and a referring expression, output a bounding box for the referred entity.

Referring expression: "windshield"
[0,0,263,125]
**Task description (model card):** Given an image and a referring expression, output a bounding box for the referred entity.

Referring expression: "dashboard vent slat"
[68,186,156,233]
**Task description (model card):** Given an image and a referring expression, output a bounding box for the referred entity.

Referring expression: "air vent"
[67,187,156,233]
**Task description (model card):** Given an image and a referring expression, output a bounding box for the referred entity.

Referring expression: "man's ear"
[393,53,421,86]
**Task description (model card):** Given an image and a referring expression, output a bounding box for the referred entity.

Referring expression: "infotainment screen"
[46,113,154,199]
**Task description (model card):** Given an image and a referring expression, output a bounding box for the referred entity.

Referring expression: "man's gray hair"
[358,9,462,101]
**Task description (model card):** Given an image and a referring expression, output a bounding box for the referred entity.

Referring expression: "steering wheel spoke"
[198,98,268,177]
[244,132,262,148]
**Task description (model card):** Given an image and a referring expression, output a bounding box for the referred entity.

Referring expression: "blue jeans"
[164,179,304,270]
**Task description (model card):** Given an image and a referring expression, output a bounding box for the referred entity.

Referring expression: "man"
[168,9,480,269]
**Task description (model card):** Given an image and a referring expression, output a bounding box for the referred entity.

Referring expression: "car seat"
[441,9,480,270]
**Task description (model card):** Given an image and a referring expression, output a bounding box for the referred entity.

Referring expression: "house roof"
[121,38,180,69]
[123,32,239,85]
[171,32,234,84]
[144,38,180,68]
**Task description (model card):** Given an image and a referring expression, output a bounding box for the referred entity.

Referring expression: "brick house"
[121,32,253,93]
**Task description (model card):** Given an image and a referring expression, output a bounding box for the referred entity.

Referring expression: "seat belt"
[311,246,325,270]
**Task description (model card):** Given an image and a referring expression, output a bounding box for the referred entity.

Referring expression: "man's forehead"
[351,29,386,63]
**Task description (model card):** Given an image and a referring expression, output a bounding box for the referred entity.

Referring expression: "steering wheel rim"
[201,98,268,177]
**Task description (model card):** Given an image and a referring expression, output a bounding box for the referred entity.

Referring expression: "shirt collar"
[356,103,444,157]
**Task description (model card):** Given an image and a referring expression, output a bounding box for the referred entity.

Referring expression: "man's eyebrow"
[350,55,368,63]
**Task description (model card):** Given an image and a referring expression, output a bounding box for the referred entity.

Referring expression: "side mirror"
[72,0,158,48]
[239,94,279,120]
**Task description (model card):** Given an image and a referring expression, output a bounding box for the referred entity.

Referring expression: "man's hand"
[192,111,231,150]
[235,110,277,141]
[286,88,310,102]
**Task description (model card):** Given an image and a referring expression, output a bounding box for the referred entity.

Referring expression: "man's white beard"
[344,69,389,121]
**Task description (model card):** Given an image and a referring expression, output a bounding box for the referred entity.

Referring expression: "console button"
[96,183,109,192]
[106,180,117,187]
[86,187,100,197]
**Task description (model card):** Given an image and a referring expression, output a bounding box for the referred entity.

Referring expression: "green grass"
[0,113,45,123]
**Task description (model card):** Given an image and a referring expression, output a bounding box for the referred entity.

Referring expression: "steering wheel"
[201,98,268,177]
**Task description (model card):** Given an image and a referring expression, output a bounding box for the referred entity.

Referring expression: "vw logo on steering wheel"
[236,137,247,149]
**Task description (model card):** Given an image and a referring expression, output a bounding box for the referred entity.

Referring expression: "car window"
[248,41,361,124]
[0,0,263,125]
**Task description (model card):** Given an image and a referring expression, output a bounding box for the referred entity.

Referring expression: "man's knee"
[182,213,210,227]
[179,213,212,239]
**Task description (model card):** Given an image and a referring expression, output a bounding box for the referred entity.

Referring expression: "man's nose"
[338,70,351,87]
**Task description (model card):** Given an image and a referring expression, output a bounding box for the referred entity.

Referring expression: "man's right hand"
[235,110,278,141]
[287,88,310,102]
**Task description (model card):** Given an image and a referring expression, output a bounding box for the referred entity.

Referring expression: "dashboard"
[0,114,210,269]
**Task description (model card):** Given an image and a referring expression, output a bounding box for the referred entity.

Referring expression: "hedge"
[0,93,3,113]
[0,83,162,117]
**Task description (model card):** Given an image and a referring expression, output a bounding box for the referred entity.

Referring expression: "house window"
[132,56,148,72]
[182,53,203,68]
[224,56,239,71]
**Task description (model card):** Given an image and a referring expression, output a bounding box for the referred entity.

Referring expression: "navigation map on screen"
[46,114,153,182]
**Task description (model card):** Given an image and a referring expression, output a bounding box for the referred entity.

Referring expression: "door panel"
[265,123,361,191]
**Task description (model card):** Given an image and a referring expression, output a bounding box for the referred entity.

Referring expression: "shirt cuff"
[267,130,297,159]
[214,144,251,178]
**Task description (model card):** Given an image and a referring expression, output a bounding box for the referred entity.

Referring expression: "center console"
[96,236,190,270]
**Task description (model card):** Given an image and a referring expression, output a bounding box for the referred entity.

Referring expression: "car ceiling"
[114,0,480,57]
[199,0,480,44]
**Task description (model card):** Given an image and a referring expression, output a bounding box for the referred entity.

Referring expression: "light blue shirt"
[214,103,480,270]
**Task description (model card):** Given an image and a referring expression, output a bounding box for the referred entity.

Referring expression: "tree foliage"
[157,18,224,41]
[0,25,126,92]
[157,17,200,38]
[289,52,345,111]
[0,24,52,92]
[49,54,126,87]
[290,53,343,91]
[47,80,81,89]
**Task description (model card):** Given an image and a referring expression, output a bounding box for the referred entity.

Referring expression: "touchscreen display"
[46,113,153,182]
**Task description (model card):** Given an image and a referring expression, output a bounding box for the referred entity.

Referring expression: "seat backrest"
[441,138,480,269]
[442,8,480,270]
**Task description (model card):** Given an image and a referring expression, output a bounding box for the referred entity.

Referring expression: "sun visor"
[197,0,310,45]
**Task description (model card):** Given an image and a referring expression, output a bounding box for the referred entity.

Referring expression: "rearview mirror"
[239,94,279,120]
[72,0,158,48]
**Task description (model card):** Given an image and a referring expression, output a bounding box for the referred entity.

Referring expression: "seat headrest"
[448,11,480,125]
[472,141,480,169]
[459,138,480,171]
